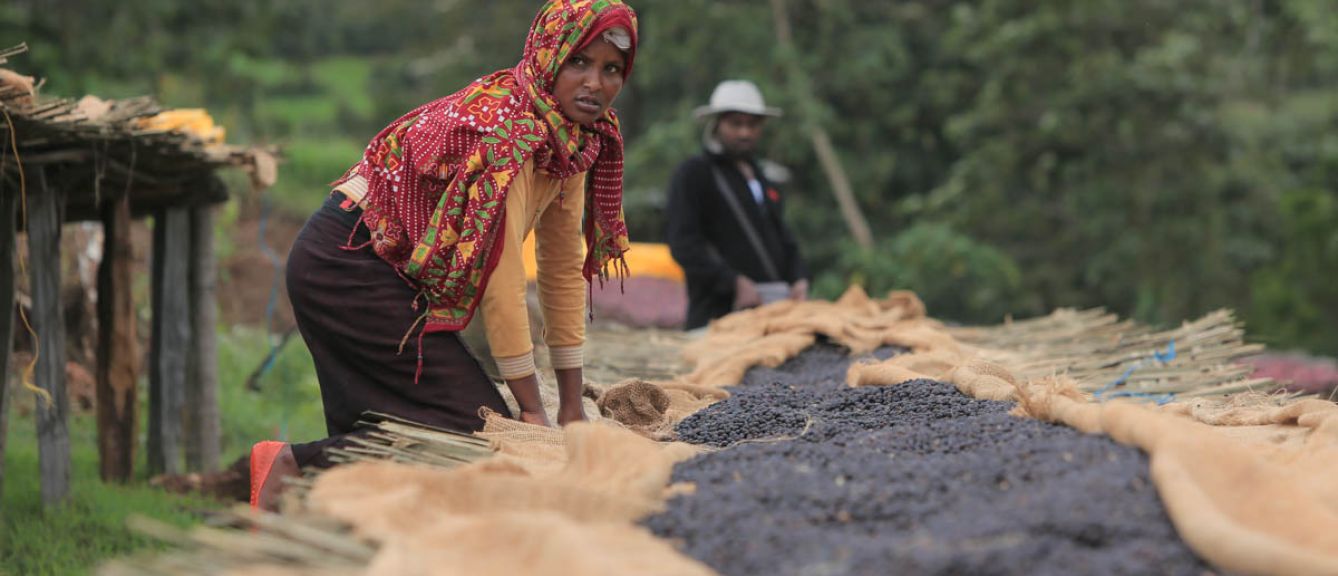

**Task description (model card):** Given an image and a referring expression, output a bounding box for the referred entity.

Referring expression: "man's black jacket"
[665,152,808,329]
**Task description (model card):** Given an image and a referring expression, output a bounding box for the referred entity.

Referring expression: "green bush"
[1247,188,1338,355]
[815,223,1033,323]
[266,136,367,217]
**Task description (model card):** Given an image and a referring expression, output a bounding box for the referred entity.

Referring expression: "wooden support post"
[148,207,191,476]
[184,203,220,472]
[95,193,138,482]
[29,167,70,506]
[768,0,874,250]
[0,185,17,506]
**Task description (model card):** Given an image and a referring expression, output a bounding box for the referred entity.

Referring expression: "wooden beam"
[184,203,220,472]
[148,207,191,476]
[29,167,71,506]
[0,183,17,509]
[95,192,138,482]
[2,153,231,225]
[0,149,91,165]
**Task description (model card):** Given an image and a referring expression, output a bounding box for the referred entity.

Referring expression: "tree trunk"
[768,0,875,250]
[149,207,191,476]
[30,168,71,506]
[96,193,138,482]
[185,203,220,472]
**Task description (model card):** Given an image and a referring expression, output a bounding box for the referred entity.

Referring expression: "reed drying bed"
[102,299,1304,576]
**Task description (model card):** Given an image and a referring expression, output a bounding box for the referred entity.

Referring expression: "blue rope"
[1103,390,1178,406]
[1094,339,1177,405]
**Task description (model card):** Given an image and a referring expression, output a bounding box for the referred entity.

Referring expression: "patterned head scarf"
[341,0,638,334]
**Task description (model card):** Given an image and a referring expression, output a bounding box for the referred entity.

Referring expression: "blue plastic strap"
[1094,339,1177,403]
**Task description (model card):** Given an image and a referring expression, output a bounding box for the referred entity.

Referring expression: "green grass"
[1,325,326,575]
[216,326,327,464]
[310,57,377,119]
[266,135,367,218]
[257,95,342,134]
[1,415,224,576]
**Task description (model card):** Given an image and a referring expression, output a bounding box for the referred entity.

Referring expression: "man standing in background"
[666,80,809,330]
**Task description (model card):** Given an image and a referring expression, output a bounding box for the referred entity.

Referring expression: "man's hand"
[790,279,810,302]
[734,275,762,309]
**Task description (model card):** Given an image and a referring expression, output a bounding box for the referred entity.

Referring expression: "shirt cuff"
[495,353,537,380]
[549,345,584,370]
[333,173,369,203]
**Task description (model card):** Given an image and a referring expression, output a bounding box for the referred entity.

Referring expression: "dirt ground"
[216,212,305,331]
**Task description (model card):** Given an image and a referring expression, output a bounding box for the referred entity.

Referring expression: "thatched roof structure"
[0,43,275,223]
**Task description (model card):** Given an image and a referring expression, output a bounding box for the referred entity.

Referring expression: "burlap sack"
[1009,378,1338,576]
[595,379,731,440]
[945,359,1019,401]
[306,420,700,538]
[883,289,927,319]
[682,332,817,388]
[224,566,358,576]
[365,512,716,576]
[597,379,671,427]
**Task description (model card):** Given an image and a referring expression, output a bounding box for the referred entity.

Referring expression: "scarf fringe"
[584,252,629,321]
[341,217,375,252]
[398,307,430,384]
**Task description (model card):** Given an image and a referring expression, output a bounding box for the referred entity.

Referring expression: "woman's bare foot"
[256,445,299,512]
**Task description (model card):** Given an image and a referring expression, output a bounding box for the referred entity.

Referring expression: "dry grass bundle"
[323,413,495,469]
[950,309,1273,397]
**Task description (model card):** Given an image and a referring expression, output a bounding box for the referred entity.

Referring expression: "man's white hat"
[694,80,783,119]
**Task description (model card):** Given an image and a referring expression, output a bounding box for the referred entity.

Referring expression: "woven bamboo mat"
[950,309,1275,398]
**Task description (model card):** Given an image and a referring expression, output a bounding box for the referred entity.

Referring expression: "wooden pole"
[148,207,191,476]
[95,192,138,482]
[185,203,220,472]
[0,184,17,507]
[29,167,71,506]
[768,0,875,250]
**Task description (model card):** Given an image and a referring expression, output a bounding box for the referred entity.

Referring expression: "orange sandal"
[249,441,287,510]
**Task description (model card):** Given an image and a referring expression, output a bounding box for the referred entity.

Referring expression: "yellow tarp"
[521,238,684,283]
[134,108,226,146]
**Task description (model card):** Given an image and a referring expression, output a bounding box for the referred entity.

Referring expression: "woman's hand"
[555,367,587,427]
[520,409,553,427]
[557,404,587,426]
[505,373,551,427]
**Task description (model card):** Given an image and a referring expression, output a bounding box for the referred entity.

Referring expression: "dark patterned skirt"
[285,193,509,468]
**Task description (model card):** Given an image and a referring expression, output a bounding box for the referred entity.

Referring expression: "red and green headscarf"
[341,0,638,333]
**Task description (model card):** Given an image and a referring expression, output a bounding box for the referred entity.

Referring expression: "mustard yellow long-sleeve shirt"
[477,160,587,379]
[338,160,587,380]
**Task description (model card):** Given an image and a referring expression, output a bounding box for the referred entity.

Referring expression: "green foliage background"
[4,0,1337,351]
